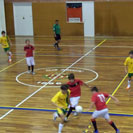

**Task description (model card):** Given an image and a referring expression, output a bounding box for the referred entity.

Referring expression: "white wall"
[0,0,6,33]
[82,1,95,37]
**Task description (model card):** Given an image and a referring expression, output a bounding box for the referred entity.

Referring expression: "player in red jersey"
[24,39,35,74]
[87,86,120,133]
[65,73,90,120]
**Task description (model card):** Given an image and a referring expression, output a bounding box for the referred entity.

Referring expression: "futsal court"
[0,0,133,133]
[0,36,132,132]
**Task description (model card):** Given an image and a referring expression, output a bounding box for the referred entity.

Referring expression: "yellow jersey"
[0,36,10,48]
[51,90,70,109]
[124,57,133,73]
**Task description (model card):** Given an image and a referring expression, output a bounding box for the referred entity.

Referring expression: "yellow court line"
[0,58,25,73]
[106,74,128,104]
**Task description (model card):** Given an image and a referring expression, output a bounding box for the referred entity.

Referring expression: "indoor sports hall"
[0,0,133,133]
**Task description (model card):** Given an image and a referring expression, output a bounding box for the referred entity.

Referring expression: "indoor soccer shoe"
[116,129,120,133]
[94,130,99,133]
[126,86,130,90]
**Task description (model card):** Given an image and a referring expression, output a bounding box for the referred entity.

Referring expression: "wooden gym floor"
[0,36,133,133]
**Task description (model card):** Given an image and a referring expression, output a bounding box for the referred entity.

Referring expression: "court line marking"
[16,67,99,87]
[0,39,106,120]
[0,58,25,73]
[0,106,132,117]
[106,74,128,104]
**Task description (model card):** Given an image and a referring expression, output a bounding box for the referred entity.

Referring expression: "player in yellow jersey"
[51,84,70,133]
[0,31,12,63]
[124,50,133,90]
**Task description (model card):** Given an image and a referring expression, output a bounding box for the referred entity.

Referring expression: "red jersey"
[91,92,109,111]
[24,44,34,57]
[67,79,83,97]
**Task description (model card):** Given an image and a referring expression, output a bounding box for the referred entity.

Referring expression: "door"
[82,2,95,37]
[13,2,33,36]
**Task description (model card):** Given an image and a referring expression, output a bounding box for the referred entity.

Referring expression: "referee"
[53,20,61,50]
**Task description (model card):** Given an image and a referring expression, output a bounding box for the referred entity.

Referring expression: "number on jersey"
[97,94,105,102]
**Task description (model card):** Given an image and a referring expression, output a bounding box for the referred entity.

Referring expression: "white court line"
[0,39,106,120]
[16,67,99,88]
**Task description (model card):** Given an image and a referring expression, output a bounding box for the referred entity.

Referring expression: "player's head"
[60,84,69,94]
[129,50,133,58]
[25,39,30,45]
[91,86,99,93]
[68,73,75,83]
[55,20,59,24]
[1,31,6,36]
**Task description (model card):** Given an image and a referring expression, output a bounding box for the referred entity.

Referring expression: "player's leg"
[126,73,132,90]
[56,108,67,133]
[4,48,12,62]
[54,35,58,49]
[7,50,12,62]
[54,34,61,50]
[66,96,80,119]
[58,114,65,133]
[30,57,35,74]
[91,111,99,133]
[104,110,120,133]
[26,57,31,73]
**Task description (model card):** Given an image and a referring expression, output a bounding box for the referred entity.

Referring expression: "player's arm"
[109,95,119,104]
[124,58,128,74]
[8,36,12,46]
[125,65,128,74]
[51,94,64,109]
[83,82,91,88]
[53,25,56,37]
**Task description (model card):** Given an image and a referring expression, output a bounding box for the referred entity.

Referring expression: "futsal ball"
[75,106,83,113]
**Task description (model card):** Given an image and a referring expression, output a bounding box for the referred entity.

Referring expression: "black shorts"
[55,34,61,41]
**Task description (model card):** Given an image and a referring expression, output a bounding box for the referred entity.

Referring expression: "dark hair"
[68,73,75,80]
[25,39,30,43]
[129,50,133,55]
[91,86,99,92]
[1,31,5,34]
[55,20,59,22]
[61,84,69,90]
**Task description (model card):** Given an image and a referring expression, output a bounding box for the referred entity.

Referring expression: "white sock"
[58,123,64,133]
[128,80,131,88]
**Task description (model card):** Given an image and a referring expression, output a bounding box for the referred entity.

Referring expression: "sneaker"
[64,117,68,122]
[94,130,99,133]
[126,86,130,90]
[116,129,120,133]
[73,112,78,116]
[27,70,31,74]
[57,47,61,51]
[32,72,35,75]
[53,112,58,121]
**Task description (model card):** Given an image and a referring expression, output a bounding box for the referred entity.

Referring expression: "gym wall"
[4,1,133,36]
[95,2,133,36]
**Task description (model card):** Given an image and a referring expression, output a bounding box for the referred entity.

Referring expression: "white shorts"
[26,57,35,66]
[70,96,80,108]
[92,108,110,120]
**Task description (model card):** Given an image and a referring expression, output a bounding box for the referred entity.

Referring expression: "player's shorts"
[26,57,35,66]
[92,108,110,120]
[4,47,10,52]
[128,73,133,78]
[57,108,67,115]
[70,96,80,108]
[55,34,61,41]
